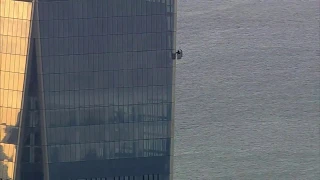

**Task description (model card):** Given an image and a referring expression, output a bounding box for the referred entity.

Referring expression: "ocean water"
[173,0,320,179]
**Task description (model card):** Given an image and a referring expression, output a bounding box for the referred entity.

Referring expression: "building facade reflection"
[0,0,33,179]
[1,0,177,180]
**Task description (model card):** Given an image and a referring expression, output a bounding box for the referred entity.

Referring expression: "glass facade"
[0,0,33,179]
[0,0,177,180]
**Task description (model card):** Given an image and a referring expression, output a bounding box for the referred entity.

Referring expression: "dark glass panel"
[31,0,176,179]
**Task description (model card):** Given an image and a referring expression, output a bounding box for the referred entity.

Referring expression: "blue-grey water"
[174,0,319,179]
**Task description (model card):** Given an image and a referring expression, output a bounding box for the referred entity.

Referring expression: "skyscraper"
[0,0,177,179]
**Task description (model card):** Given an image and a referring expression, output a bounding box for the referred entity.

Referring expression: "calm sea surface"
[174,0,320,179]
